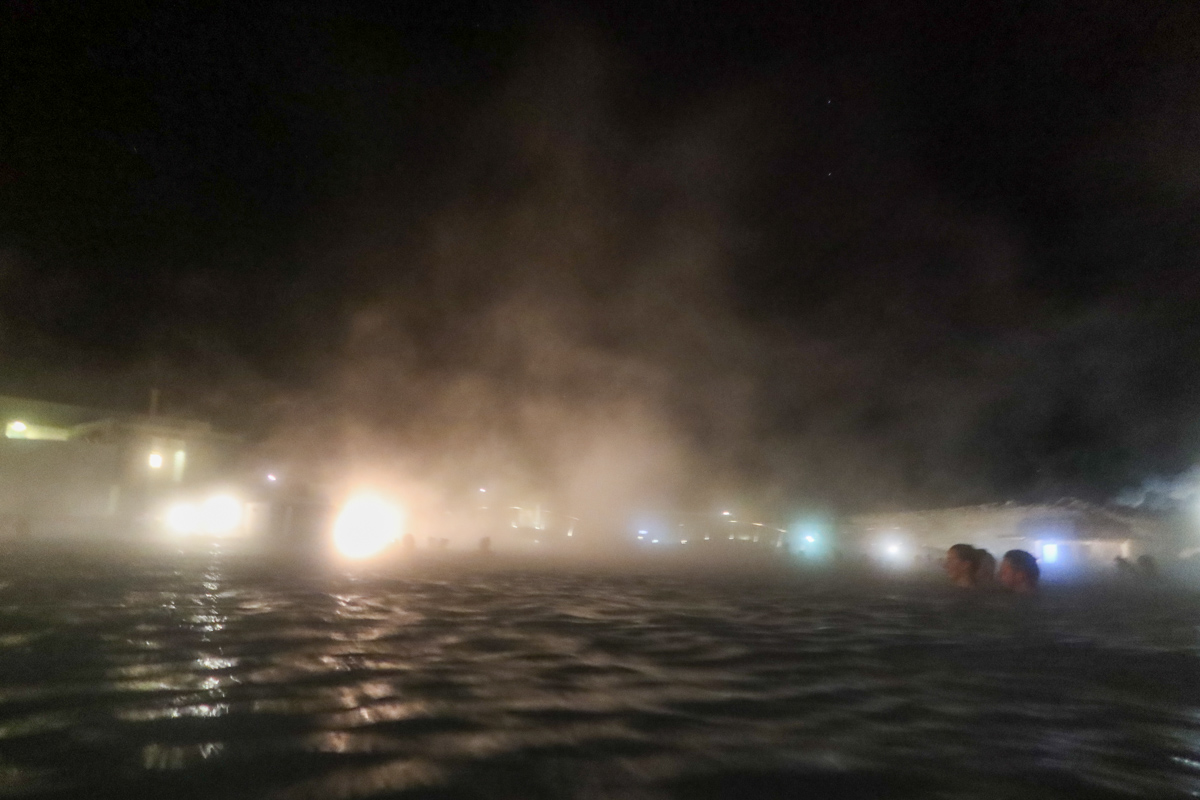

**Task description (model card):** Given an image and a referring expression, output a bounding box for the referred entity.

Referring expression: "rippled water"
[0,550,1198,799]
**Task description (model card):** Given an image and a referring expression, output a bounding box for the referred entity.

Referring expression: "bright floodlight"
[166,502,200,534]
[721,510,731,516]
[1042,543,1058,563]
[202,495,242,535]
[148,452,163,469]
[9,421,25,432]
[887,543,901,556]
[334,494,403,559]
[805,535,816,543]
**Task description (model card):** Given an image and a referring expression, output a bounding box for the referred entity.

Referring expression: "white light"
[805,535,816,543]
[681,539,688,544]
[148,452,163,469]
[202,495,242,535]
[638,530,648,534]
[9,421,25,432]
[479,487,486,492]
[1043,543,1058,563]
[166,502,200,534]
[567,532,573,537]
[887,544,900,556]
[266,474,277,482]
[721,511,731,516]
[334,494,403,559]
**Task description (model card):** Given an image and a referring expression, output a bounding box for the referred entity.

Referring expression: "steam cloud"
[5,5,1200,535]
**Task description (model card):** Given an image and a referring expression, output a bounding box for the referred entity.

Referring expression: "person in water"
[975,549,997,586]
[1114,556,1138,577]
[998,549,1039,593]
[944,544,982,588]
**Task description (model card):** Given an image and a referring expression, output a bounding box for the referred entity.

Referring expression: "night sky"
[4,1,1200,518]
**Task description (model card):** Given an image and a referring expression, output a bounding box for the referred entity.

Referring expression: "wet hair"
[1002,550,1039,583]
[948,544,981,573]
[975,549,996,579]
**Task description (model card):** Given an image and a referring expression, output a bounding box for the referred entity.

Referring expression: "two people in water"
[945,543,1038,593]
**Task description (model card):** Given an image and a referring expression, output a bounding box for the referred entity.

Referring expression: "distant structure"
[848,499,1176,572]
[0,394,239,537]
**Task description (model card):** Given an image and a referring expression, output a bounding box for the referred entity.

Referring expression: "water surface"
[0,551,1197,798]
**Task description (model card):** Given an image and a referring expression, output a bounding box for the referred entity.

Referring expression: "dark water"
[0,552,1198,799]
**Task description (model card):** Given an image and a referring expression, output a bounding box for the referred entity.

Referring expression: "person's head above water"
[999,550,1039,593]
[945,544,981,587]
[975,549,997,585]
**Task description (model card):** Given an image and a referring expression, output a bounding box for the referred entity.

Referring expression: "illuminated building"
[0,394,240,537]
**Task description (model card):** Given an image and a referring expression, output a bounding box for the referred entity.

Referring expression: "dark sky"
[4,0,1200,517]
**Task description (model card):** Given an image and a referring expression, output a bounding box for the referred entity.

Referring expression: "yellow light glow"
[202,495,242,534]
[166,502,200,534]
[334,494,403,559]
[165,495,242,535]
[9,421,26,432]
[148,452,163,469]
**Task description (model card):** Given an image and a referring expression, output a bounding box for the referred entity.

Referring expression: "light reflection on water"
[0,556,1196,798]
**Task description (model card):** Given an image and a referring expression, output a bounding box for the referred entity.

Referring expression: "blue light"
[1042,543,1058,563]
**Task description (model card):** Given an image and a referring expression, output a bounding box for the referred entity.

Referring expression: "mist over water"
[0,550,1197,799]
[5,7,1200,526]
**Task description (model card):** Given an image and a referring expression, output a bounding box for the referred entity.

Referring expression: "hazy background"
[4,1,1200,524]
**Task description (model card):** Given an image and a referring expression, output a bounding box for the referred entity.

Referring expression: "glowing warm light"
[202,495,242,534]
[165,495,242,535]
[1042,543,1058,563]
[166,502,200,534]
[681,539,688,544]
[479,487,486,493]
[266,474,277,482]
[148,452,164,469]
[334,494,403,559]
[9,421,25,432]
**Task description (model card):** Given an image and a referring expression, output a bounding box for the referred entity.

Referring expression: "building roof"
[0,394,111,430]
[0,394,238,443]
